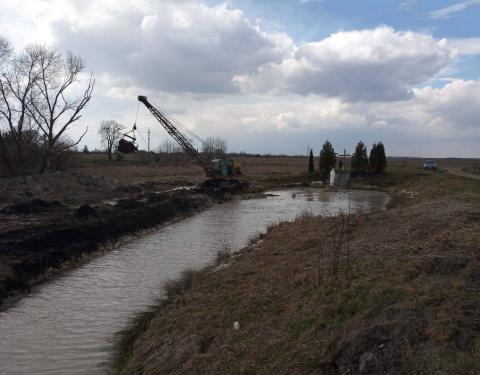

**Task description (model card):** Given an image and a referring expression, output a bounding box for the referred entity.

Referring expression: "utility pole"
[147,128,151,161]
[147,128,151,153]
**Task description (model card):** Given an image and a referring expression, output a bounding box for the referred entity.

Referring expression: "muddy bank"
[113,198,480,374]
[0,191,213,306]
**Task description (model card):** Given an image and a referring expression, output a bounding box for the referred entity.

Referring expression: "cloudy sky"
[1,0,479,156]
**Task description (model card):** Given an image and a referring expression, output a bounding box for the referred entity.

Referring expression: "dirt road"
[446,167,480,180]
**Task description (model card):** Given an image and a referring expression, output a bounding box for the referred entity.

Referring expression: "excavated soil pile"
[0,199,64,215]
[0,172,120,207]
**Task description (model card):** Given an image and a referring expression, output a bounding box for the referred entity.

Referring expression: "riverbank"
[0,190,214,306]
[113,168,480,374]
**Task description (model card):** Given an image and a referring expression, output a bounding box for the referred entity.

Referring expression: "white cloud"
[178,79,479,154]
[413,80,480,130]
[429,0,480,19]
[45,0,294,94]
[234,27,456,102]
[446,38,480,56]
[399,0,419,10]
[2,1,475,104]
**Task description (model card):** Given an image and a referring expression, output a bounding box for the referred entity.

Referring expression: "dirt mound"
[75,204,99,218]
[0,172,120,206]
[0,199,63,215]
[200,178,249,196]
[325,307,427,374]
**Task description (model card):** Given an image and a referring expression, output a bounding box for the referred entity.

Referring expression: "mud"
[199,178,250,196]
[0,191,212,305]
[0,199,64,215]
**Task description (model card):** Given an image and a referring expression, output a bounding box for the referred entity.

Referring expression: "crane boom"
[137,95,208,172]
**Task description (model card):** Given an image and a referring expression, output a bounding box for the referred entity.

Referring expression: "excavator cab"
[208,159,241,178]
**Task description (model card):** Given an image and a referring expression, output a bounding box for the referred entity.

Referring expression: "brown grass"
[74,153,311,184]
[115,198,480,374]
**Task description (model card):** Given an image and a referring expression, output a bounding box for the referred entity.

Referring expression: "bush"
[0,129,43,177]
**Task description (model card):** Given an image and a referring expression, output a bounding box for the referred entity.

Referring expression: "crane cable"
[134,101,151,148]
[150,99,205,146]
[133,102,140,129]
[136,98,206,151]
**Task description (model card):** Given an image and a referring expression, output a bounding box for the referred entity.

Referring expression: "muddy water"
[0,188,389,374]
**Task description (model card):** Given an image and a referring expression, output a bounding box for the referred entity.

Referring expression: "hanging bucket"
[117,139,138,154]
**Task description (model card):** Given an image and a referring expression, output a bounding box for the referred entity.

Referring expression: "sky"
[1,0,479,157]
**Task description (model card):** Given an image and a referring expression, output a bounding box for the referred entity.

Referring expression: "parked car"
[423,160,437,170]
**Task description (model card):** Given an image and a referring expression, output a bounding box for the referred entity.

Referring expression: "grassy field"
[113,160,480,375]
[74,153,480,197]
[74,153,309,183]
[74,152,480,180]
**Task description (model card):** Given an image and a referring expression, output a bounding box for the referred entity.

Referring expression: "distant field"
[74,153,311,183]
[74,152,480,184]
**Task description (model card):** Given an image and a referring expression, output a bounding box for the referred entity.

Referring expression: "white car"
[423,160,437,170]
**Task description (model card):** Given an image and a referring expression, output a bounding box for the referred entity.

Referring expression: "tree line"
[308,140,387,176]
[97,118,228,164]
[0,36,94,177]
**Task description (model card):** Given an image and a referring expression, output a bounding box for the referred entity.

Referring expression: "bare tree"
[0,42,42,175]
[0,36,12,61]
[156,139,187,164]
[98,120,124,160]
[27,46,94,173]
[202,136,227,160]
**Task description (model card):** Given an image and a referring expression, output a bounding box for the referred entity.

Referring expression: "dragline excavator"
[136,96,241,178]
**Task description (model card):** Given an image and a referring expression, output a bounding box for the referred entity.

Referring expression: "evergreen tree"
[351,141,368,173]
[369,142,387,173]
[318,140,336,177]
[308,149,314,172]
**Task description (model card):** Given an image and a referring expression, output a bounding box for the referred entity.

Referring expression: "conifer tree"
[351,141,368,173]
[308,149,314,172]
[369,142,387,173]
[319,140,336,177]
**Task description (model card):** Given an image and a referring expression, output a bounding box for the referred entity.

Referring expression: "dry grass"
[74,153,311,184]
